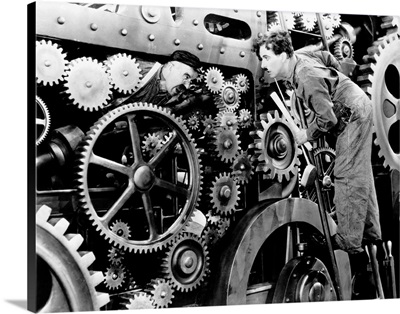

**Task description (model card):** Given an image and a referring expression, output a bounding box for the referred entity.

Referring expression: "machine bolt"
[212,77,218,84]
[239,51,245,58]
[57,16,65,24]
[174,39,181,46]
[160,291,167,298]
[44,60,51,67]
[148,34,155,41]
[184,256,194,268]
[256,11,262,17]
[234,9,238,13]
[240,164,246,170]
[121,28,128,36]
[112,273,118,280]
[220,185,232,199]
[220,48,225,54]
[85,81,93,88]
[258,32,264,38]
[197,43,204,50]
[223,139,233,149]
[193,19,199,26]
[90,23,98,31]
[122,70,129,77]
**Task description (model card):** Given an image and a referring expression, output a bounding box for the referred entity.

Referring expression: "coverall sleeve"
[297,68,338,141]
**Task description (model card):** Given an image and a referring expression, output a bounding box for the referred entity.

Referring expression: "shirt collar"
[285,54,298,87]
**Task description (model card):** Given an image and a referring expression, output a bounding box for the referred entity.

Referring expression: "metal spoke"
[149,131,179,168]
[126,113,143,163]
[142,192,158,241]
[90,152,131,176]
[154,177,190,197]
[36,118,46,125]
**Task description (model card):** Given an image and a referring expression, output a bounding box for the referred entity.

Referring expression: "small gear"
[214,126,241,163]
[231,151,254,184]
[282,12,296,30]
[234,74,250,93]
[202,115,217,135]
[104,264,126,290]
[253,110,301,182]
[333,36,355,61]
[64,57,112,111]
[161,232,209,292]
[36,96,51,146]
[36,205,110,311]
[202,225,221,246]
[125,292,155,309]
[107,246,125,265]
[321,15,335,39]
[146,278,175,308]
[110,220,131,239]
[298,13,317,31]
[36,39,68,86]
[206,210,221,225]
[327,13,341,29]
[217,111,238,129]
[267,21,282,33]
[142,133,163,157]
[217,82,241,112]
[187,114,200,130]
[238,108,252,128]
[210,172,240,216]
[205,67,225,94]
[105,53,143,94]
[218,217,231,237]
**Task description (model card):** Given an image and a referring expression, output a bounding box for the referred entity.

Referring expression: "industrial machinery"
[31,2,399,311]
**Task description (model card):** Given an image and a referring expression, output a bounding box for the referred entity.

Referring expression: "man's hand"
[294,129,308,145]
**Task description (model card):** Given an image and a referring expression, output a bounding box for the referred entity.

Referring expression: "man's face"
[259,44,285,79]
[163,61,197,96]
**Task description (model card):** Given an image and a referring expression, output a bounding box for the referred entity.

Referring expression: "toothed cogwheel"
[298,13,316,31]
[321,15,335,40]
[217,82,241,111]
[231,151,254,184]
[217,111,238,129]
[107,246,125,264]
[110,220,131,239]
[125,292,155,309]
[267,22,282,33]
[202,115,217,135]
[36,40,68,86]
[187,114,200,130]
[214,126,241,163]
[238,108,252,128]
[36,205,110,312]
[282,12,296,30]
[205,67,225,93]
[234,74,250,93]
[196,67,206,83]
[210,172,240,216]
[267,11,279,24]
[142,133,163,157]
[36,96,51,146]
[202,224,221,246]
[206,210,221,225]
[76,102,203,253]
[359,34,400,170]
[64,57,112,111]
[380,16,400,35]
[218,217,231,237]
[146,278,175,308]
[333,36,354,61]
[104,264,126,290]
[105,53,143,94]
[161,232,209,292]
[326,13,341,29]
[254,110,301,182]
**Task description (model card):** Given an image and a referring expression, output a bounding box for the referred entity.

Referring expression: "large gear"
[217,82,241,112]
[253,110,301,182]
[234,74,250,93]
[210,172,241,216]
[36,96,51,146]
[76,102,203,253]
[146,278,175,308]
[36,205,110,312]
[333,36,355,61]
[104,264,127,290]
[64,57,112,111]
[105,53,143,94]
[231,151,254,184]
[359,34,400,170]
[125,292,155,309]
[214,126,241,163]
[161,232,209,292]
[36,39,68,86]
[204,67,225,94]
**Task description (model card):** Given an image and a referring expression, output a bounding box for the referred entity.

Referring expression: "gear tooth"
[90,270,106,287]
[36,205,52,222]
[79,251,96,268]
[96,292,111,309]
[52,218,69,235]
[65,233,84,250]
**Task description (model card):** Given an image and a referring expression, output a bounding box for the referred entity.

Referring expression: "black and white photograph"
[11,0,400,313]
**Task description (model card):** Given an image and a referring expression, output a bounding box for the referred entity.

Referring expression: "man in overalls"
[257,29,382,275]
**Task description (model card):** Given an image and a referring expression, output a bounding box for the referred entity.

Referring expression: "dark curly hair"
[255,29,294,60]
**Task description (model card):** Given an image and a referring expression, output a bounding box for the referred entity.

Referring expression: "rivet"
[258,32,264,38]
[174,39,181,46]
[148,34,155,41]
[240,164,246,170]
[197,44,204,50]
[256,11,262,17]
[220,48,225,54]
[44,60,51,67]
[121,28,128,36]
[122,70,129,76]
[239,51,245,58]
[234,9,238,13]
[193,19,199,26]
[90,23,98,31]
[85,81,93,88]
[57,16,65,24]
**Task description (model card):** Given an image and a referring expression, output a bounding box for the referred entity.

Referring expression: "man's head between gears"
[162,50,200,96]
